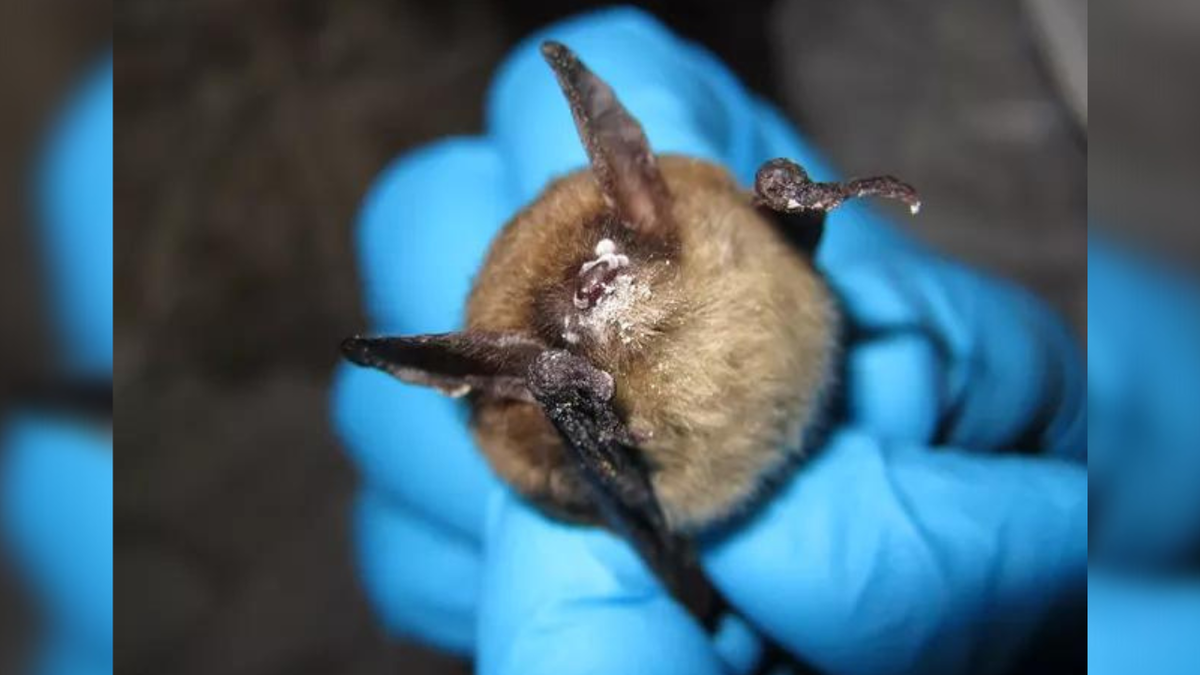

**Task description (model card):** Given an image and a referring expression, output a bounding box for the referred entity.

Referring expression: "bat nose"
[574,263,623,309]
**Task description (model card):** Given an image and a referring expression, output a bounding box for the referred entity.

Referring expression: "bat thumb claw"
[527,350,615,402]
[339,336,374,366]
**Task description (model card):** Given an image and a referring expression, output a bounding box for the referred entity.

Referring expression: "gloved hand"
[1,58,113,675]
[1087,236,1200,675]
[332,8,1086,674]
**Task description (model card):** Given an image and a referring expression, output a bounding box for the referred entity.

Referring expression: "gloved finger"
[1,417,113,659]
[353,488,481,655]
[829,252,1085,458]
[1088,571,1200,675]
[338,136,515,540]
[355,137,516,334]
[702,429,1086,675]
[831,260,944,442]
[38,57,113,376]
[477,489,739,675]
[487,7,762,201]
[332,363,497,540]
[1088,235,1200,566]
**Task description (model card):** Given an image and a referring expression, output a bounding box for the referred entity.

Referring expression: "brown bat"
[342,41,917,620]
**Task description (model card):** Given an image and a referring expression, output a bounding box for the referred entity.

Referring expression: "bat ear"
[341,331,546,401]
[541,41,676,245]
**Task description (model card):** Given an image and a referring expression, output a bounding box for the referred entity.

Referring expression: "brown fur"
[467,155,838,531]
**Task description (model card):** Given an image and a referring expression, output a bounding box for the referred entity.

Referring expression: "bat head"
[343,40,686,403]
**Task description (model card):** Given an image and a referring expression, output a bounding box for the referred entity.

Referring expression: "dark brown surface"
[117,1,1088,674]
[116,3,500,671]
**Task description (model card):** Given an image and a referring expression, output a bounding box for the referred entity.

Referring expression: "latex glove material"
[1086,236,1200,675]
[1088,237,1200,568]
[38,58,113,377]
[1088,572,1200,675]
[1,420,112,675]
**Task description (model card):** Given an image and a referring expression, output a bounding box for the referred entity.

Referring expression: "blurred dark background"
[7,0,1092,673]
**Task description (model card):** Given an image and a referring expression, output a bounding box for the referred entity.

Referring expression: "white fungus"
[580,238,629,275]
[562,239,652,346]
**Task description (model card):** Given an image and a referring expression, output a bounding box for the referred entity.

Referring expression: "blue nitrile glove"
[1087,236,1200,675]
[1,58,113,675]
[331,8,1086,674]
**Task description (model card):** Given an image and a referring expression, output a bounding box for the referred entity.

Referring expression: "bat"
[342,40,918,623]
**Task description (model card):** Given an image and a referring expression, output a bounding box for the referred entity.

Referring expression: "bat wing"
[525,349,721,626]
[341,332,544,401]
[341,332,721,623]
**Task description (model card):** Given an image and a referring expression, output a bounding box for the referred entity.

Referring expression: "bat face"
[342,41,917,597]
